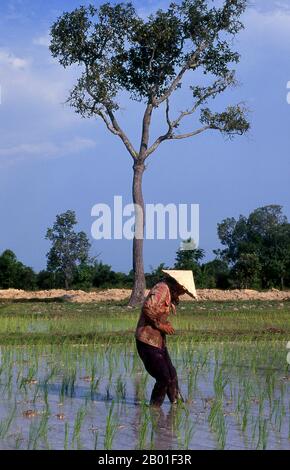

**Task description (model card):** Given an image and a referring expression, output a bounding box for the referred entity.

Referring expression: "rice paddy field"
[0,299,289,450]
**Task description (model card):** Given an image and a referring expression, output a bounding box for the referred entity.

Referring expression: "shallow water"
[0,342,289,450]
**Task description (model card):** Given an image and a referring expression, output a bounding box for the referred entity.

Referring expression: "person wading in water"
[135,270,197,407]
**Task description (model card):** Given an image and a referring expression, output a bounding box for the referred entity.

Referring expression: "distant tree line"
[0,205,289,291]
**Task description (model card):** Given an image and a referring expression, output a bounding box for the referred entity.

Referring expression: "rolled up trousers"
[136,339,179,406]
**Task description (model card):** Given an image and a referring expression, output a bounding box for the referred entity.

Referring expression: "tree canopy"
[217,205,290,289]
[0,250,36,290]
[50,0,249,154]
[45,210,92,289]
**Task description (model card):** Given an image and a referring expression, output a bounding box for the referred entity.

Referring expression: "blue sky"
[0,0,289,273]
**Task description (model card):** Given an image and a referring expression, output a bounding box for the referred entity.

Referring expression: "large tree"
[46,210,91,289]
[217,205,290,289]
[0,249,36,290]
[174,238,205,282]
[50,0,250,305]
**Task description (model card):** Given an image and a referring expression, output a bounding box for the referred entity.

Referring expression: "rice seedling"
[64,422,69,450]
[0,402,17,439]
[59,367,77,400]
[89,376,101,399]
[27,414,47,450]
[72,405,86,449]
[171,403,185,448]
[13,432,24,450]
[93,429,99,450]
[183,418,195,450]
[135,377,147,402]
[136,402,150,449]
[256,417,269,450]
[104,401,118,450]
[115,374,126,401]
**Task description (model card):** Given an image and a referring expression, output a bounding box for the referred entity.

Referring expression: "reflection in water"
[132,376,178,449]
[149,406,178,450]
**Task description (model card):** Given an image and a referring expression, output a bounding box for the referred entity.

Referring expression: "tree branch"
[139,102,153,158]
[84,66,138,159]
[145,124,211,157]
[169,125,211,139]
[153,41,207,108]
[172,74,235,130]
[145,73,236,158]
[96,109,119,135]
[144,98,173,157]
[105,107,138,159]
[165,98,171,129]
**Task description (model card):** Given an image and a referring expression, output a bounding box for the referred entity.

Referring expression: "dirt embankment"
[0,288,290,303]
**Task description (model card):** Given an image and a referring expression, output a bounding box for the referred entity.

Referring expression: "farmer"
[135,270,197,407]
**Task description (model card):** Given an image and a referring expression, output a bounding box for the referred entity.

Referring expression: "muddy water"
[0,342,289,450]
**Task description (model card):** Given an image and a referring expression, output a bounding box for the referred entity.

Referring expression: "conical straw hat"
[162,270,197,299]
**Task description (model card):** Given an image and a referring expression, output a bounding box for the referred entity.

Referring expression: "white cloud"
[1,56,68,105]
[0,45,79,123]
[0,137,96,157]
[273,1,290,13]
[0,48,30,69]
[244,5,290,42]
[33,33,51,47]
[0,45,94,167]
[0,138,96,168]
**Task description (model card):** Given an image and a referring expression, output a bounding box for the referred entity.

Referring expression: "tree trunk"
[128,160,146,306]
[65,276,69,290]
